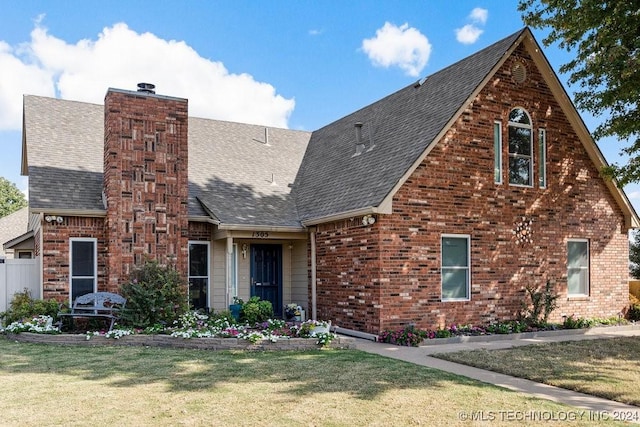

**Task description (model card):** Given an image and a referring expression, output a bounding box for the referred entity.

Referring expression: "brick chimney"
[103,85,189,291]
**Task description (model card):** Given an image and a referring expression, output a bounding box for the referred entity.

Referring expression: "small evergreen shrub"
[0,289,60,326]
[240,297,273,325]
[119,261,188,328]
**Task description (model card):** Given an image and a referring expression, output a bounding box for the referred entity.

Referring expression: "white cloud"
[0,21,295,131]
[455,8,489,45]
[470,7,488,25]
[456,24,484,45]
[309,29,323,36]
[362,22,431,77]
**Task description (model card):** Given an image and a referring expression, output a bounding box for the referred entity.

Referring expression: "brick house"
[21,28,638,334]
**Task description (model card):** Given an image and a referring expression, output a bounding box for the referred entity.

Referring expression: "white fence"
[0,257,40,314]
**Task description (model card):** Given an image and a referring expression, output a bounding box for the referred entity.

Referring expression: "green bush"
[240,297,273,325]
[119,261,188,328]
[521,281,558,327]
[628,304,640,321]
[0,289,60,325]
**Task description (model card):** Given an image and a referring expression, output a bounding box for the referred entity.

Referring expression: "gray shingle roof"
[23,96,105,212]
[189,118,310,227]
[293,29,525,223]
[22,96,311,227]
[23,28,525,228]
[0,206,29,255]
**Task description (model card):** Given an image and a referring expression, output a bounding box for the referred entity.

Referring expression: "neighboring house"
[20,28,639,335]
[0,207,33,259]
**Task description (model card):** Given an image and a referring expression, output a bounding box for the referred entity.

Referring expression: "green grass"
[0,338,628,426]
[434,337,640,406]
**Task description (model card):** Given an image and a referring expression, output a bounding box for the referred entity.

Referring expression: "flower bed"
[0,312,349,350]
[378,317,631,347]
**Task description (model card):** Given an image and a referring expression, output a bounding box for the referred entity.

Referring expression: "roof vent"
[511,62,527,84]
[137,82,156,94]
[353,122,365,156]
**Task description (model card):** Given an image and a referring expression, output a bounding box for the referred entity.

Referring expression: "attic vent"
[511,62,527,84]
[353,122,365,156]
[414,76,428,88]
[137,82,156,94]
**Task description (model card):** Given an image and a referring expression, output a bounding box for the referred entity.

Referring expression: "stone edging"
[418,324,640,346]
[4,332,356,351]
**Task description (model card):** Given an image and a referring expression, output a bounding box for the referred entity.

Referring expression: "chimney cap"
[354,122,363,128]
[137,82,156,94]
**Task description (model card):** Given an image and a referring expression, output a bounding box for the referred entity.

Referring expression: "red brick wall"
[188,222,212,241]
[103,89,189,288]
[315,218,383,333]
[41,216,107,302]
[315,44,630,334]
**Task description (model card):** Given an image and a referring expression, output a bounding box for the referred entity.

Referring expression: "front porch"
[189,228,309,318]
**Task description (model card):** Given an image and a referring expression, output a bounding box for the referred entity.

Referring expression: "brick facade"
[103,90,189,288]
[41,216,107,301]
[314,45,630,334]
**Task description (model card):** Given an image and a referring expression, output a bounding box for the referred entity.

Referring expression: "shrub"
[521,281,558,327]
[379,325,428,346]
[0,289,60,326]
[240,297,273,325]
[562,315,588,329]
[628,304,640,321]
[119,261,188,328]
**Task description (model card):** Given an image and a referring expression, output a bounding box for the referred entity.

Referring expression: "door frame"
[250,243,283,316]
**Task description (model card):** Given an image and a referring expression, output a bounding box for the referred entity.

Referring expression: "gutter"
[301,205,391,227]
[30,208,107,217]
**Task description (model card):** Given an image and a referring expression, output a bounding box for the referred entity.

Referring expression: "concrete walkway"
[354,326,640,422]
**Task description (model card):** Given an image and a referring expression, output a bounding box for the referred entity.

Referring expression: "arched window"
[508,108,533,186]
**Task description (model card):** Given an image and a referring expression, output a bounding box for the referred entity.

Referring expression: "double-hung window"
[70,238,97,304]
[441,235,470,301]
[508,108,533,186]
[567,239,589,296]
[539,128,547,188]
[494,121,503,184]
[188,241,210,310]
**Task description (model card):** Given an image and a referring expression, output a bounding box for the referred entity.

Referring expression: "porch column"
[310,230,317,320]
[226,236,233,307]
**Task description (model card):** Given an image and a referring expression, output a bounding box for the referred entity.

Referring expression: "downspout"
[310,230,317,320]
[39,213,44,300]
[226,236,233,308]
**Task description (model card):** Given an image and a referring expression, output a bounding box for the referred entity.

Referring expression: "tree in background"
[518,0,640,185]
[0,177,27,218]
[630,231,640,279]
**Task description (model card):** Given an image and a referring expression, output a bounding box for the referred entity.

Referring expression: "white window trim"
[538,128,547,188]
[69,237,97,305]
[441,234,471,302]
[494,121,503,184]
[567,238,589,297]
[508,108,534,187]
[231,243,238,300]
[188,241,211,309]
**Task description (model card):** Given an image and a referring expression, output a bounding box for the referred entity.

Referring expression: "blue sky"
[1,1,638,211]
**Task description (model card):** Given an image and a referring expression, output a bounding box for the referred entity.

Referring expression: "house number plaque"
[252,231,269,238]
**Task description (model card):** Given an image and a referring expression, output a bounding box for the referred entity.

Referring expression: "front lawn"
[433,337,640,406]
[0,339,623,426]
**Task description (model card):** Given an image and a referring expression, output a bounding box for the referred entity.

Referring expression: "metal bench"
[57,292,127,332]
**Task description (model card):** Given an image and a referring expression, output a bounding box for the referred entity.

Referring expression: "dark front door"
[250,244,282,317]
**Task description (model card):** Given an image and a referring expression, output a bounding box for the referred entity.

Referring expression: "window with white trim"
[494,121,502,184]
[70,238,97,304]
[538,128,547,188]
[567,239,589,296]
[188,241,210,310]
[508,108,533,186]
[441,235,470,301]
